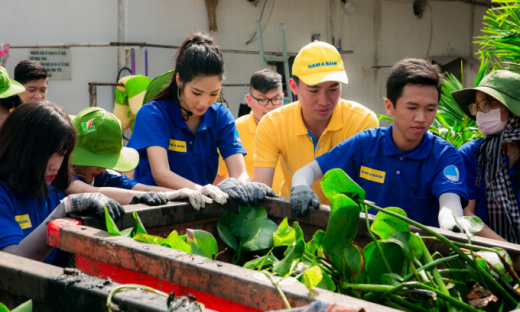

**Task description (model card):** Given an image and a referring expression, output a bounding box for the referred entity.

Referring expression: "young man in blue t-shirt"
[290,58,468,231]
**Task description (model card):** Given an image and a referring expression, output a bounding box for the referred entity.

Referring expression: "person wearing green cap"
[0,66,25,128]
[67,107,218,210]
[455,70,520,243]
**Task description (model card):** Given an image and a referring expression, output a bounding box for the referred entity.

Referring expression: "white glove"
[200,184,229,205]
[162,189,213,211]
[438,193,464,233]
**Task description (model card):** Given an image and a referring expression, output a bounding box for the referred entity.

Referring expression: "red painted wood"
[75,255,261,312]
[46,218,82,248]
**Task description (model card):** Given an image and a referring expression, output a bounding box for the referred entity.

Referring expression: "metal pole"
[89,83,97,107]
[257,21,266,69]
[280,23,293,102]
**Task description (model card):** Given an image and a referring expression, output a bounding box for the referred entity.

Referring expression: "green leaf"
[344,244,365,278]
[381,273,404,286]
[313,230,325,245]
[273,239,305,277]
[383,232,424,260]
[238,218,278,251]
[186,229,218,259]
[0,303,8,312]
[273,218,295,247]
[321,169,365,203]
[217,211,239,250]
[476,251,508,280]
[302,266,323,290]
[229,205,267,236]
[131,211,147,238]
[322,194,360,270]
[371,207,410,238]
[243,253,278,269]
[134,234,170,247]
[455,215,484,238]
[316,269,336,291]
[120,228,133,237]
[165,230,191,253]
[363,241,406,284]
[11,300,32,312]
[293,221,305,242]
[105,207,122,236]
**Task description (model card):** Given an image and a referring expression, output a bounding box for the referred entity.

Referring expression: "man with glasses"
[290,58,468,233]
[214,69,284,194]
[253,41,378,206]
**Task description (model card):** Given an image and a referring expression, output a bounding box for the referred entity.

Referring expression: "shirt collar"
[171,98,216,133]
[382,124,433,159]
[294,101,343,136]
[246,113,257,134]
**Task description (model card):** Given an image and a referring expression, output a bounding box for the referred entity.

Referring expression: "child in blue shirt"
[291,59,468,231]
[0,100,124,264]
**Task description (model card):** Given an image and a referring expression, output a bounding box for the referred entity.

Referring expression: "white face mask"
[476,108,507,135]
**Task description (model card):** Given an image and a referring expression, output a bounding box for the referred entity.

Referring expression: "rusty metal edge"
[56,225,398,312]
[0,251,170,312]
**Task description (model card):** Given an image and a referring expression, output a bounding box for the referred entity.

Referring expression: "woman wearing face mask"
[454,70,520,243]
[127,33,275,207]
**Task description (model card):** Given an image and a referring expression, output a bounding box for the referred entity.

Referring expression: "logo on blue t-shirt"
[443,165,460,182]
[235,128,241,142]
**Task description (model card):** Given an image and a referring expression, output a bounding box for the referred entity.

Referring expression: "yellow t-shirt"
[218,113,284,194]
[254,99,378,205]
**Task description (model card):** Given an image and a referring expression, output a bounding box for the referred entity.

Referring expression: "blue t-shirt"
[72,169,138,190]
[316,125,468,227]
[128,99,246,186]
[0,180,65,264]
[459,138,520,225]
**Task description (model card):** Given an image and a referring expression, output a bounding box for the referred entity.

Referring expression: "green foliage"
[0,300,33,312]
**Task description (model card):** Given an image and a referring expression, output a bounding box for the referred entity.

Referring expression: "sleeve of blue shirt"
[216,104,247,159]
[431,143,469,207]
[459,141,479,200]
[127,102,171,157]
[316,133,362,179]
[0,184,24,249]
[94,170,138,190]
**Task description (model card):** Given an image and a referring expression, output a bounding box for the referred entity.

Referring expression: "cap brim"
[0,80,25,99]
[143,70,174,104]
[298,70,348,86]
[452,86,520,120]
[72,146,139,173]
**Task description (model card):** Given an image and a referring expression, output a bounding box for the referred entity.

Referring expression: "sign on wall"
[28,48,71,80]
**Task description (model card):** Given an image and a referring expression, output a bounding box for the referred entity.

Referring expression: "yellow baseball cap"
[292,41,348,86]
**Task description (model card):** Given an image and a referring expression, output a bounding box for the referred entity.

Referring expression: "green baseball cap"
[452,70,520,120]
[143,70,174,104]
[71,107,139,172]
[0,66,25,99]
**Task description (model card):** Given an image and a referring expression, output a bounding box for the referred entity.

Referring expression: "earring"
[177,88,182,101]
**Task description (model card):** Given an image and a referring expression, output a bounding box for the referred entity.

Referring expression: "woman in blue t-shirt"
[128,33,274,206]
[0,100,124,264]
[454,70,520,243]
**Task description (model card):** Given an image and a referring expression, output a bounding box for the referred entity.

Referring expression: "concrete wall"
[1,0,490,119]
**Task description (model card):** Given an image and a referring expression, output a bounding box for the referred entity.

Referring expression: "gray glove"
[290,185,320,217]
[217,178,249,205]
[62,193,125,221]
[245,182,276,206]
[129,192,168,206]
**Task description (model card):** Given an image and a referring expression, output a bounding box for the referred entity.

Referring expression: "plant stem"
[258,247,274,271]
[362,203,392,274]
[106,284,168,312]
[361,200,519,309]
[438,269,468,275]
[403,255,459,282]
[409,261,427,285]
[388,294,431,312]
[383,299,413,312]
[262,270,291,310]
[417,283,481,312]
[442,278,466,286]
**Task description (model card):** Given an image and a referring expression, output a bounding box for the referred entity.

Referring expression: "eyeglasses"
[250,94,284,106]
[468,99,502,116]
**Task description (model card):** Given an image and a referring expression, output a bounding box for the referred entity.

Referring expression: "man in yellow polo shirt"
[253,40,378,208]
[215,69,284,193]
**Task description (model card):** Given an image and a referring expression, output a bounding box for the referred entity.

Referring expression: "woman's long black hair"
[0,100,76,198]
[148,33,225,105]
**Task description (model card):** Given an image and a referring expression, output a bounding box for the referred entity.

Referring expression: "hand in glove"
[129,192,168,206]
[290,185,320,217]
[217,178,249,206]
[438,207,464,233]
[245,182,276,206]
[163,189,213,211]
[62,193,125,221]
[200,184,229,205]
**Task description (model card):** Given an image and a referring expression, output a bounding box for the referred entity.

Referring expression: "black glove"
[217,178,250,205]
[129,192,168,206]
[245,182,276,206]
[63,193,125,222]
[290,185,320,217]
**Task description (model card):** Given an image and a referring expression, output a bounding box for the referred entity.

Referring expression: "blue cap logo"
[443,165,460,182]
